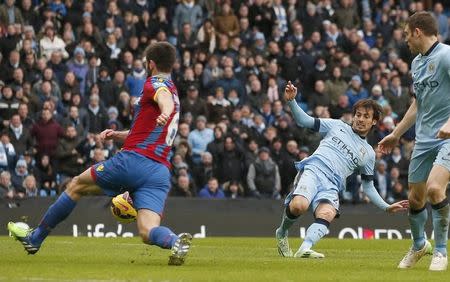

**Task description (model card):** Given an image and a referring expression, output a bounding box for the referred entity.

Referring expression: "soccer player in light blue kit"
[276,81,408,258]
[379,12,450,271]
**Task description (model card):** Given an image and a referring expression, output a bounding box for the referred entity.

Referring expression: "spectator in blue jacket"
[198,177,225,199]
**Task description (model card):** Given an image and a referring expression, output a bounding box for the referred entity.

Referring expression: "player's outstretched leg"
[276,205,298,257]
[138,209,193,266]
[429,199,449,271]
[294,218,328,259]
[7,168,100,255]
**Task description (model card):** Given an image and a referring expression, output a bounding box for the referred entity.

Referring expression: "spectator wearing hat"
[345,75,368,107]
[188,115,214,165]
[66,47,89,96]
[247,146,281,199]
[40,25,69,60]
[8,114,33,156]
[370,84,389,108]
[180,85,208,121]
[11,158,28,192]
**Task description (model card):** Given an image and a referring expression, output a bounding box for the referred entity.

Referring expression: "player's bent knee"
[427,182,445,203]
[65,176,83,200]
[290,196,309,215]
[315,209,336,222]
[408,193,426,210]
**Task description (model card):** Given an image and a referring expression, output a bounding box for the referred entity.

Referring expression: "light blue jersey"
[411,42,450,148]
[295,118,375,191]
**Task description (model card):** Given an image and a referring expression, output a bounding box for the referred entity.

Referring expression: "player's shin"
[431,198,449,256]
[299,218,329,252]
[277,205,299,237]
[409,206,428,251]
[148,226,178,249]
[31,191,77,246]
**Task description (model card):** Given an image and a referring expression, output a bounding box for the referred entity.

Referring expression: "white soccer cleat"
[276,228,293,257]
[294,249,325,259]
[168,233,193,266]
[429,252,448,271]
[398,240,432,269]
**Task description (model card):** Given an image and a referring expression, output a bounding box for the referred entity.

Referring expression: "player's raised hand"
[377,133,400,155]
[99,129,115,141]
[386,200,409,213]
[156,113,169,126]
[436,121,450,139]
[284,81,297,101]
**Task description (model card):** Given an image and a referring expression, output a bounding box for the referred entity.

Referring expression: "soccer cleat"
[168,233,193,266]
[276,228,293,257]
[294,249,325,259]
[7,222,40,255]
[429,252,448,271]
[397,240,432,269]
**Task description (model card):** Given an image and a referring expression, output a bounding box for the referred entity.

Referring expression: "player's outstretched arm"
[362,179,408,213]
[99,129,130,142]
[155,89,175,126]
[284,81,315,129]
[378,99,417,154]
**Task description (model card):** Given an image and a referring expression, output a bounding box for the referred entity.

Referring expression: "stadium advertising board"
[0,197,441,239]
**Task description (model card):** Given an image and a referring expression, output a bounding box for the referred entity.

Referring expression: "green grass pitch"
[0,237,448,281]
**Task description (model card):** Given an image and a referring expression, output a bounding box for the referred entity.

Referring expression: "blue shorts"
[409,141,450,183]
[91,150,170,215]
[285,167,340,213]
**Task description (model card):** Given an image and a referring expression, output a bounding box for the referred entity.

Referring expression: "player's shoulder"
[149,76,170,89]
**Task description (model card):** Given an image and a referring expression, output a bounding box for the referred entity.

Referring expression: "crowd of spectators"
[1,0,449,205]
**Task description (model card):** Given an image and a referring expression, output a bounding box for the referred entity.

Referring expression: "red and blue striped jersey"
[122,74,180,168]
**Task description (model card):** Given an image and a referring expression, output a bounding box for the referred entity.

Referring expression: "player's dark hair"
[352,99,383,123]
[145,41,176,73]
[406,11,438,36]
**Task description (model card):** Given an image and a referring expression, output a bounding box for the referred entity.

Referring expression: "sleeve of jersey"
[146,80,170,102]
[360,150,376,177]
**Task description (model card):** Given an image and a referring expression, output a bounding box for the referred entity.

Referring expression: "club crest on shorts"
[96,164,104,172]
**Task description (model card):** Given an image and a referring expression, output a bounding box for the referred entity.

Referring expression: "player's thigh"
[426,165,450,203]
[314,202,337,223]
[137,209,162,241]
[311,188,339,220]
[65,167,103,200]
[132,159,171,215]
[289,169,319,213]
[408,146,439,183]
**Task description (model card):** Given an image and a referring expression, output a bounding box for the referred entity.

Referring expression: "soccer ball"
[110,191,137,223]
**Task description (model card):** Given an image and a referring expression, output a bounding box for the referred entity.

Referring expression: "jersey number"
[165,112,179,146]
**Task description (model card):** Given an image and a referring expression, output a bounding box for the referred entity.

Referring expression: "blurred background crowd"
[1,0,449,204]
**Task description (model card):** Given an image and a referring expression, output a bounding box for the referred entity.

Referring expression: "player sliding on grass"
[379,12,450,271]
[8,42,192,266]
[276,81,408,259]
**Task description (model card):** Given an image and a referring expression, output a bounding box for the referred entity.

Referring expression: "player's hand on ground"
[156,113,169,126]
[436,121,450,139]
[284,81,297,101]
[99,129,115,141]
[377,133,400,154]
[386,200,409,213]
